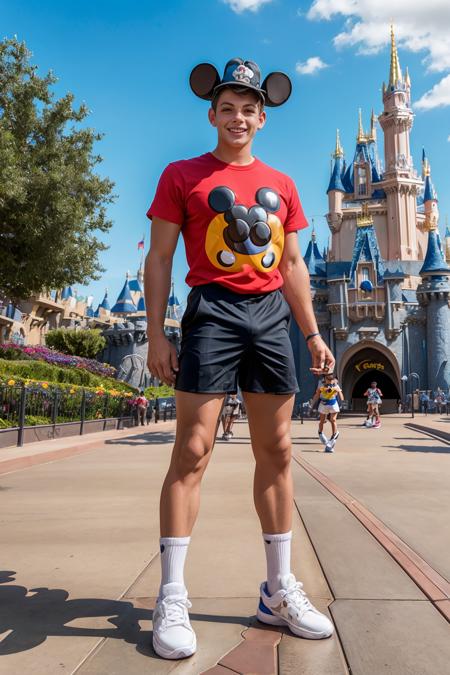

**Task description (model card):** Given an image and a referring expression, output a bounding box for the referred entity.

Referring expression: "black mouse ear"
[261,72,292,107]
[190,63,221,101]
[256,187,280,212]
[208,186,236,213]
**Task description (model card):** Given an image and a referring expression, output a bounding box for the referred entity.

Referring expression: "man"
[364,381,383,429]
[221,392,242,440]
[310,373,343,452]
[145,57,335,660]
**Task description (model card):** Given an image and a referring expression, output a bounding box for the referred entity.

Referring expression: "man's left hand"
[307,335,336,375]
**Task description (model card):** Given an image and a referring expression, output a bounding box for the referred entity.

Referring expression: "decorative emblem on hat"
[232,64,254,84]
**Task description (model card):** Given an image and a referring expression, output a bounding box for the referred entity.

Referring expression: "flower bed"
[0,343,116,378]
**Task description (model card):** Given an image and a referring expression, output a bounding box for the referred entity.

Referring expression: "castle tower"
[378,25,422,260]
[445,219,450,263]
[417,225,450,392]
[326,130,346,259]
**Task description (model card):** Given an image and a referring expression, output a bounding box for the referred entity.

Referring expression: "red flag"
[137,240,144,250]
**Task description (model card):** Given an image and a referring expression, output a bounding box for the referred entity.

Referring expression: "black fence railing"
[0,385,177,447]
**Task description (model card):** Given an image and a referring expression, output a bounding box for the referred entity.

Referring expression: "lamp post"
[401,375,408,413]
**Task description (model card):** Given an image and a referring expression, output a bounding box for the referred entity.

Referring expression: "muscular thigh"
[244,392,294,458]
[175,391,225,447]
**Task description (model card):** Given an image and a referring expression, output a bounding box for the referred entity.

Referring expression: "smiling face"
[208,88,266,152]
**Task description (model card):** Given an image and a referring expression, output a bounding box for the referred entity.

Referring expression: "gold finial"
[334,129,344,158]
[357,202,374,227]
[424,215,438,232]
[311,218,316,242]
[357,108,366,143]
[423,158,430,177]
[389,24,403,88]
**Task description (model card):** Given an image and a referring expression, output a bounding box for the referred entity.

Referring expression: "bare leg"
[160,392,225,537]
[244,393,294,533]
[329,413,338,435]
[318,413,327,432]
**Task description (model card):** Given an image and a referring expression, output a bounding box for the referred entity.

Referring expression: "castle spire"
[357,108,366,143]
[334,129,344,158]
[370,109,377,141]
[389,24,403,88]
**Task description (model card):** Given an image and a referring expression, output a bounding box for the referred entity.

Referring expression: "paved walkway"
[0,415,449,674]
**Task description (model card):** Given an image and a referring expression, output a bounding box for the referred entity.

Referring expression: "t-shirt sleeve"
[146,163,185,227]
[283,176,309,233]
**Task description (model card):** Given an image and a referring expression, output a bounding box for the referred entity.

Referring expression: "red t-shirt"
[147,152,308,294]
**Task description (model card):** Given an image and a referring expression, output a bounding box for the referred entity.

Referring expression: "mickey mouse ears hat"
[189,57,292,108]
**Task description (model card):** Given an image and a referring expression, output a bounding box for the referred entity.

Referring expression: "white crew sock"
[159,536,190,592]
[262,531,292,596]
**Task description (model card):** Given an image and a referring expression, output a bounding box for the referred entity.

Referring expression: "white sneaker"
[324,440,335,453]
[318,431,328,445]
[152,582,197,659]
[257,573,334,639]
[331,431,339,442]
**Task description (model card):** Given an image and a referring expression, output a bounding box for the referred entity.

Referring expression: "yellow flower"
[7,379,15,386]
[42,382,49,389]
[70,388,76,394]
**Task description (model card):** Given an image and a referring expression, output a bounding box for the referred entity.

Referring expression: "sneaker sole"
[152,634,197,660]
[256,607,333,640]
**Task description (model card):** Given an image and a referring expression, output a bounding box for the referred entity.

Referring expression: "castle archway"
[339,342,401,413]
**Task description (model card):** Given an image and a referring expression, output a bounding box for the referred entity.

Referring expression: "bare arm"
[279,232,335,375]
[144,217,181,385]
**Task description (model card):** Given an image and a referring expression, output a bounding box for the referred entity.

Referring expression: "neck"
[211,142,254,166]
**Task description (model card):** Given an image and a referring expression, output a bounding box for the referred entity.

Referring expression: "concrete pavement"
[0,415,449,674]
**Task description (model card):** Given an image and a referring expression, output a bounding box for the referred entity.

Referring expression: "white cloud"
[223,0,273,13]
[296,56,329,75]
[306,0,450,108]
[415,74,450,109]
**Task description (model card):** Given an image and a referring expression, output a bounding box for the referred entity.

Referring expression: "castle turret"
[111,274,137,315]
[422,149,439,232]
[378,25,421,260]
[417,224,450,392]
[445,220,450,263]
[326,130,346,257]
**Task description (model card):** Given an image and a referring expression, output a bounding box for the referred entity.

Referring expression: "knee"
[257,434,292,472]
[172,433,212,479]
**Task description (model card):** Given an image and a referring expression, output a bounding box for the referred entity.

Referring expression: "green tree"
[45,328,106,358]
[0,38,114,300]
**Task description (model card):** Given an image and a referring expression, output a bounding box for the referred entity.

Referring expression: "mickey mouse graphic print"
[148,153,307,294]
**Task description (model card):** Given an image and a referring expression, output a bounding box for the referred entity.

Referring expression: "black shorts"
[175,284,298,395]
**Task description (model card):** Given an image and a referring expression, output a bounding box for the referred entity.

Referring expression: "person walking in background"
[364,381,383,429]
[221,393,242,440]
[310,373,343,452]
[135,390,148,426]
[420,390,430,415]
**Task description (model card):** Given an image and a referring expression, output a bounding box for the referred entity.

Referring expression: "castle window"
[362,266,369,281]
[356,166,367,196]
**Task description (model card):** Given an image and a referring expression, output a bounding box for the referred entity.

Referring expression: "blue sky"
[3,0,450,308]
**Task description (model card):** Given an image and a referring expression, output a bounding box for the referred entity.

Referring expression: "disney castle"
[290,27,450,412]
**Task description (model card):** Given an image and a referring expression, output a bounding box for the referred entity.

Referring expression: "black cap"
[189,57,292,108]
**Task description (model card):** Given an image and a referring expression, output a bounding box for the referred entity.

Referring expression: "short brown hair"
[211,85,264,112]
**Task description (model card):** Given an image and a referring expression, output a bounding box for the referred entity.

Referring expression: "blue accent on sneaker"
[258,599,274,615]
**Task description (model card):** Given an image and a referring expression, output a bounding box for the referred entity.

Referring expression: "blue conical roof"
[327,156,345,193]
[99,291,110,311]
[349,220,385,286]
[445,226,450,238]
[86,306,95,318]
[420,229,450,275]
[423,174,437,202]
[137,295,146,311]
[304,235,326,277]
[61,286,74,300]
[111,277,136,314]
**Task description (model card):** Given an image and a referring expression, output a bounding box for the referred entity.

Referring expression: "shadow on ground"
[0,571,254,661]
[105,432,175,446]
[385,444,450,454]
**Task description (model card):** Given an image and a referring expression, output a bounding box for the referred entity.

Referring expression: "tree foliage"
[0,38,115,300]
[45,328,106,358]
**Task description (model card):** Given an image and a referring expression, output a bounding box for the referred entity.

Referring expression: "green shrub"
[0,346,31,360]
[25,415,52,426]
[144,385,175,399]
[46,329,106,358]
[0,359,135,393]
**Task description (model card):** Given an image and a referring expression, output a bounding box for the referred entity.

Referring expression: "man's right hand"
[147,334,179,386]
